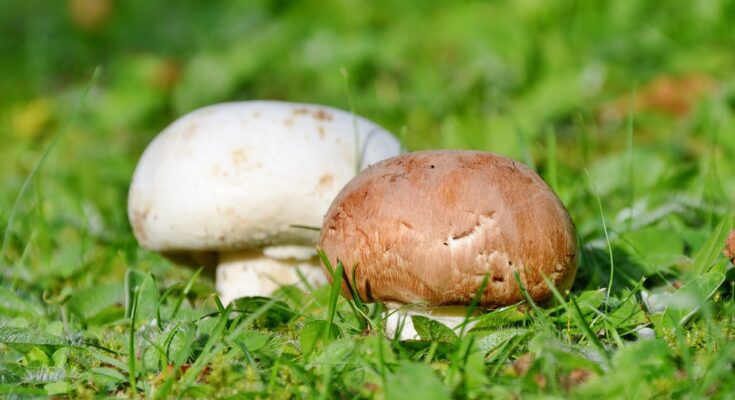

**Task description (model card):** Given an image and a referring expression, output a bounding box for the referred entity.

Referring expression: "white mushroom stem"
[215,246,326,305]
[384,303,478,341]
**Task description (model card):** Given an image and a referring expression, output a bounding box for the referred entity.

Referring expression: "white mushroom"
[128,101,401,304]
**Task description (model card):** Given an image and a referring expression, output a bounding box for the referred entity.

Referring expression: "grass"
[2,0,735,398]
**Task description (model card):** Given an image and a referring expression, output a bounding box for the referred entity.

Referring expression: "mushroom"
[318,150,578,339]
[128,101,401,304]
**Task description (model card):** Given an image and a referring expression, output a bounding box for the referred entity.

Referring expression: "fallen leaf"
[598,73,716,123]
[68,0,112,31]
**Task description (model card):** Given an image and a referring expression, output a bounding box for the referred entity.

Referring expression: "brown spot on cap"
[181,123,199,140]
[319,150,578,308]
[312,109,333,121]
[291,107,334,122]
[130,204,151,242]
[316,173,334,193]
[210,163,224,177]
[230,148,247,166]
[598,73,717,123]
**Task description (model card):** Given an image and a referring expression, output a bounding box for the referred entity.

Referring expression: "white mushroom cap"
[128,101,401,262]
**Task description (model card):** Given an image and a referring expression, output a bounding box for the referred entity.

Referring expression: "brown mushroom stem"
[215,248,326,304]
[384,303,478,340]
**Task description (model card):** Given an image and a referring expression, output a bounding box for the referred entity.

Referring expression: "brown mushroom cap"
[318,150,578,308]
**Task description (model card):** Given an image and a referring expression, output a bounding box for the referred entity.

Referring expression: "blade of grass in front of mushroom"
[324,259,344,342]
[388,304,412,341]
[347,262,370,330]
[512,271,551,329]
[457,273,489,337]
[318,248,335,278]
[0,67,100,280]
[317,249,368,330]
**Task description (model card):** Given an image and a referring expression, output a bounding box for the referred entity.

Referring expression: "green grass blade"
[585,169,615,306]
[458,273,488,337]
[324,261,345,342]
[0,67,101,278]
[626,87,636,232]
[318,249,335,277]
[318,249,370,331]
[169,267,203,320]
[341,68,362,174]
[545,127,558,191]
[127,282,140,394]
[181,304,232,388]
[512,271,550,328]
[541,274,610,368]
[692,212,733,275]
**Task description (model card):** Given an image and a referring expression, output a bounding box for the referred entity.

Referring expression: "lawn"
[1,1,735,398]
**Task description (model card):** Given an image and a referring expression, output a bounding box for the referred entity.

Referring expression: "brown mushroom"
[318,150,578,339]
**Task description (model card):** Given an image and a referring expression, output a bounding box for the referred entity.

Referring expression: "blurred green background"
[2,0,734,285]
[2,1,735,397]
